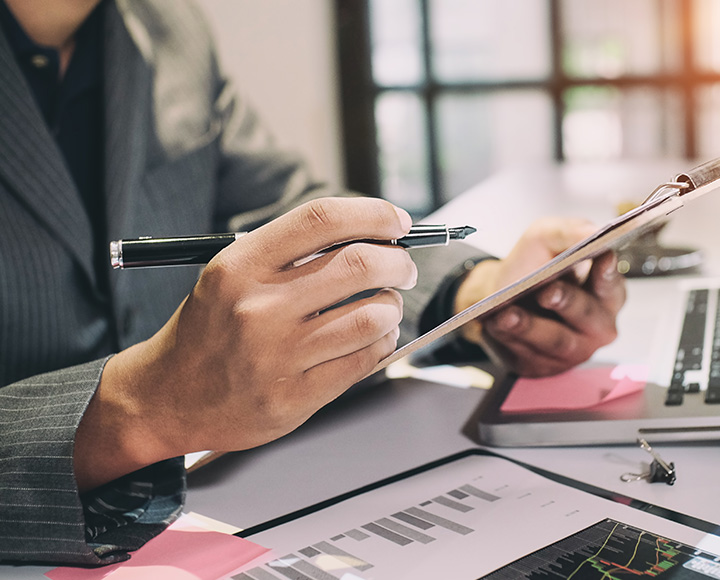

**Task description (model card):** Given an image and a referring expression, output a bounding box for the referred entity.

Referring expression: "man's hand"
[454,217,626,377]
[75,197,417,490]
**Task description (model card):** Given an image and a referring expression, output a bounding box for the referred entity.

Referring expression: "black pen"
[110,225,477,269]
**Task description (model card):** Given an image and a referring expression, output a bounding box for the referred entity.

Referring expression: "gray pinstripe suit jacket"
[0,0,483,566]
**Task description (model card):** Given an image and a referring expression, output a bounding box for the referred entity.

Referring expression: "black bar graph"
[233,477,502,579]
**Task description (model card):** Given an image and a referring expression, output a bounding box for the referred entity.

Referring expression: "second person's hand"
[454,217,626,377]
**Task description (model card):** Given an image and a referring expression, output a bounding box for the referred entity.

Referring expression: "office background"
[203,0,720,218]
[202,0,344,192]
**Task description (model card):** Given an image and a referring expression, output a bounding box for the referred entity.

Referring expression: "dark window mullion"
[679,0,697,158]
[419,0,443,213]
[335,0,381,197]
[549,0,565,162]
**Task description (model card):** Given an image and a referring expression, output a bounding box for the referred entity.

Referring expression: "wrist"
[453,259,502,313]
[453,259,502,345]
[73,343,180,492]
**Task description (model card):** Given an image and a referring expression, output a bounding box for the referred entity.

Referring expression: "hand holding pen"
[96,198,426,469]
[110,224,476,269]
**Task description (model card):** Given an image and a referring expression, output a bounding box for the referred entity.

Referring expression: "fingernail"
[394,207,412,231]
[409,264,418,288]
[497,309,521,331]
[604,256,618,280]
[544,286,564,308]
[392,326,400,342]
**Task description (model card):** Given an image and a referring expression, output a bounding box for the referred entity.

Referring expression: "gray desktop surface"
[185,374,720,535]
[185,377,486,530]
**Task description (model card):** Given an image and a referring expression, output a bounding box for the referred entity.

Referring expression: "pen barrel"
[394,226,449,248]
[111,234,237,268]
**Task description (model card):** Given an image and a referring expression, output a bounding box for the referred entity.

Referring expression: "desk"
[9,161,717,579]
[186,160,720,534]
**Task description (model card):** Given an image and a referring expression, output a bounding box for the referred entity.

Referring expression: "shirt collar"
[0,0,105,92]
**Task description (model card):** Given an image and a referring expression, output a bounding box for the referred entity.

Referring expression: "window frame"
[336,0,720,216]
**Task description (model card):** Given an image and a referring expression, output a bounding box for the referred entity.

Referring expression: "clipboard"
[230,448,720,579]
[370,156,720,375]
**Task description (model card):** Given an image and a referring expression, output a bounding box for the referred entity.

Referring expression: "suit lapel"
[103,0,154,245]
[0,28,94,279]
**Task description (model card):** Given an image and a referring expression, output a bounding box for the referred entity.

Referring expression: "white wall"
[199,0,344,187]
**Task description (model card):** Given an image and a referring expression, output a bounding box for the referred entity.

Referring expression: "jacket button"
[30,54,50,68]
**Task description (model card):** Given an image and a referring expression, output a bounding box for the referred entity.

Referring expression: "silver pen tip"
[449,226,477,239]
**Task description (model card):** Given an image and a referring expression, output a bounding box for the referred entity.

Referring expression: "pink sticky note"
[500,364,648,414]
[45,526,269,580]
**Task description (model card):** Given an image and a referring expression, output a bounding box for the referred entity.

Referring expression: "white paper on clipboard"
[371,157,720,375]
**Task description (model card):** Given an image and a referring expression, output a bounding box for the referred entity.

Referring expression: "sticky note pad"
[500,364,648,414]
[45,518,268,580]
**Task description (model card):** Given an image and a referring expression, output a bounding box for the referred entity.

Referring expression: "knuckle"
[346,349,376,379]
[230,299,253,328]
[352,304,381,337]
[300,198,342,236]
[347,332,397,377]
[198,259,233,291]
[229,294,278,339]
[254,390,294,429]
[549,331,578,358]
[340,245,374,281]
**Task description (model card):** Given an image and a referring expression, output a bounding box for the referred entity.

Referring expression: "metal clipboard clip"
[641,156,720,206]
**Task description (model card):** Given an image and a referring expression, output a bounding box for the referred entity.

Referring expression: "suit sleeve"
[0,359,184,566]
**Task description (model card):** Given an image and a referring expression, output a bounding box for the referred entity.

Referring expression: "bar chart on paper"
[229,454,720,580]
[234,482,499,579]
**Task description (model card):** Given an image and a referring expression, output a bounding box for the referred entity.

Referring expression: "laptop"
[474,276,720,446]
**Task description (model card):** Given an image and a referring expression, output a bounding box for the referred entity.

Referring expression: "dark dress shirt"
[0,0,107,290]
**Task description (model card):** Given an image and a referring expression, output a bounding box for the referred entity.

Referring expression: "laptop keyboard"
[667,288,720,405]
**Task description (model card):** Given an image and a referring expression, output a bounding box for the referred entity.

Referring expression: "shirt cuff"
[81,457,186,563]
[416,257,493,365]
